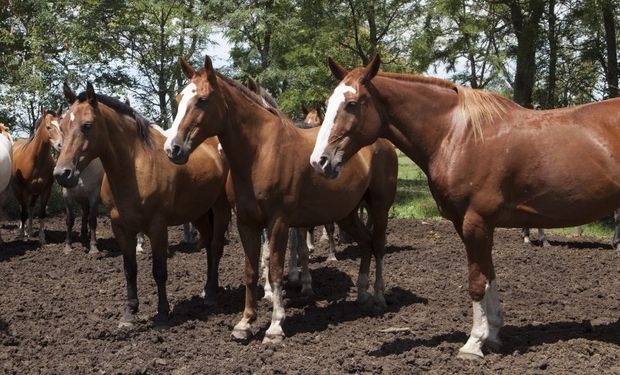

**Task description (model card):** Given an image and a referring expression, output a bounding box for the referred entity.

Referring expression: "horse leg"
[87,199,99,254]
[64,199,75,254]
[15,191,27,240]
[320,226,329,242]
[613,208,620,251]
[27,194,37,238]
[287,228,299,286]
[147,221,170,325]
[182,222,198,244]
[232,221,262,341]
[336,212,373,306]
[112,222,140,327]
[37,186,51,244]
[0,190,6,244]
[135,233,146,254]
[456,212,503,360]
[263,217,290,344]
[202,195,232,306]
[520,228,531,245]
[296,228,314,297]
[575,226,583,237]
[368,203,389,310]
[306,227,315,252]
[538,228,550,247]
[260,228,273,301]
[324,223,337,261]
[80,202,89,239]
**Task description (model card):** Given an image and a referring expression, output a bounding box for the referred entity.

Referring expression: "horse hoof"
[153,312,170,327]
[118,318,135,328]
[262,334,284,345]
[204,293,217,308]
[262,292,274,302]
[541,241,551,248]
[327,255,337,262]
[523,237,531,245]
[457,350,484,360]
[63,245,73,255]
[486,338,503,352]
[88,248,100,255]
[231,328,252,342]
[300,287,316,299]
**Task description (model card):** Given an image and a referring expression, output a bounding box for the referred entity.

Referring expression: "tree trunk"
[508,0,545,108]
[545,0,557,108]
[602,0,618,98]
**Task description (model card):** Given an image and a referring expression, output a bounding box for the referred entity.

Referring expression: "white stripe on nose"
[309,83,356,169]
[164,82,197,152]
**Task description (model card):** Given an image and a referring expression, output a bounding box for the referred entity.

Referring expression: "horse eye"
[198,95,209,102]
[345,101,358,111]
[81,123,92,132]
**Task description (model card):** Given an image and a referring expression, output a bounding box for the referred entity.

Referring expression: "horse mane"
[29,110,58,142]
[215,73,280,116]
[75,92,152,144]
[376,72,517,138]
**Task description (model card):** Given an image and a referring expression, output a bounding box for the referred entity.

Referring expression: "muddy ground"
[1,215,619,374]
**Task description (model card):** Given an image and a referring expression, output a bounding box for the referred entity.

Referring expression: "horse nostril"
[61,168,72,180]
[319,155,329,168]
[171,143,181,157]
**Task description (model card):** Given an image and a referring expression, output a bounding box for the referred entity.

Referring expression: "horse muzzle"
[54,165,79,188]
[164,138,190,165]
[311,152,343,179]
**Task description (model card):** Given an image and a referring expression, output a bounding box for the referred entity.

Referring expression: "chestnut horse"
[0,123,13,243]
[310,55,620,359]
[11,107,57,244]
[163,56,397,344]
[54,82,231,326]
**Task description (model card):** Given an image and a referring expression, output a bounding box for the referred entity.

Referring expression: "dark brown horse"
[54,82,231,326]
[11,107,57,244]
[310,55,620,359]
[163,56,397,344]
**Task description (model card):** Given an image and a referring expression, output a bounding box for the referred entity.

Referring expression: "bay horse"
[310,55,620,359]
[163,56,397,344]
[54,82,231,326]
[11,107,57,244]
[0,123,13,243]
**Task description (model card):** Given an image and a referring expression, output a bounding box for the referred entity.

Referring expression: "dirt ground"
[1,215,619,374]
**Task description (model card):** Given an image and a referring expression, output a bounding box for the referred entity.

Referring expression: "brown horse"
[301,103,324,127]
[54,82,231,326]
[11,107,58,244]
[310,55,620,359]
[163,56,397,344]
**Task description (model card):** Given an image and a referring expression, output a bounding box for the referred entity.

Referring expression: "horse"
[11,106,57,244]
[310,55,620,359]
[54,82,231,326]
[47,120,104,254]
[245,78,337,260]
[163,55,397,344]
[0,123,13,243]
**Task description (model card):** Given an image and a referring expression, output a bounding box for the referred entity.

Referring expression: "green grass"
[391,151,615,240]
[390,152,441,219]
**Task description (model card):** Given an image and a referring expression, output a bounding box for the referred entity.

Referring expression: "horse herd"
[1,54,619,361]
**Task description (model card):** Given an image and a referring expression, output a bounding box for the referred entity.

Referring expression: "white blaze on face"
[309,83,356,169]
[164,82,197,152]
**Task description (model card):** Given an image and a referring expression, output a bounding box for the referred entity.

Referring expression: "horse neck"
[25,123,52,165]
[373,77,459,174]
[95,107,146,194]
[218,80,295,170]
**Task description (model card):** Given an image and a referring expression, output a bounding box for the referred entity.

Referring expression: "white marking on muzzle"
[309,83,356,170]
[164,82,197,153]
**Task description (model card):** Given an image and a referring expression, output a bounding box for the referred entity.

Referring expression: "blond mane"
[377,72,516,138]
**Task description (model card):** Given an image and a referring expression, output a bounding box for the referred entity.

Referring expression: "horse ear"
[301,103,309,115]
[204,55,218,86]
[85,82,98,107]
[327,57,349,81]
[63,81,77,104]
[179,57,196,80]
[246,77,258,93]
[361,54,381,84]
